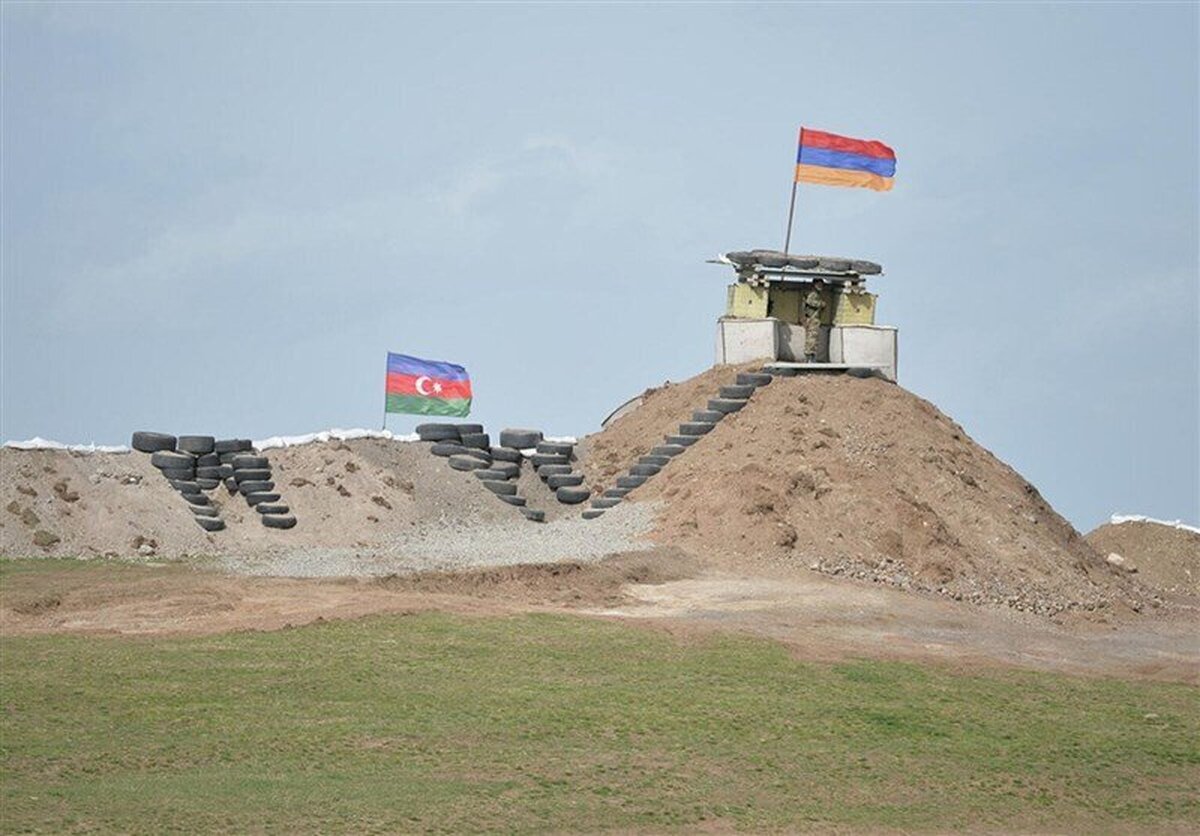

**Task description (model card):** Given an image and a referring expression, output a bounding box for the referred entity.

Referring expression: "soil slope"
[587,370,1146,617]
[1086,521,1200,599]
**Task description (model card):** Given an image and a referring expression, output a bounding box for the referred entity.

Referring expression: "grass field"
[2,592,1198,832]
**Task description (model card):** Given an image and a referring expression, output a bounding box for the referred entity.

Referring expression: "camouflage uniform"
[803,287,826,361]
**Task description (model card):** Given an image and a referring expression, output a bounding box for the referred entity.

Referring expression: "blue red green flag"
[385,352,472,417]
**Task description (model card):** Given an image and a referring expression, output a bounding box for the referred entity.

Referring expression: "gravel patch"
[214,501,659,578]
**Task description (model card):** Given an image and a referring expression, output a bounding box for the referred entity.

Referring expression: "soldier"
[803,279,826,362]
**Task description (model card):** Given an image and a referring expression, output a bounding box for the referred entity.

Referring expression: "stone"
[138,543,156,556]
[32,530,60,548]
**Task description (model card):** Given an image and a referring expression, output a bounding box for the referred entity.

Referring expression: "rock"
[1106,552,1137,573]
[138,543,156,556]
[32,530,60,548]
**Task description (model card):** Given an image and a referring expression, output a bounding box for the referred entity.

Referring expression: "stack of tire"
[528,438,590,508]
[418,423,546,523]
[231,451,296,529]
[214,439,253,491]
[131,431,225,532]
[584,371,772,520]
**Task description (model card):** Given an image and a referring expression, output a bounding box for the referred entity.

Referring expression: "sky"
[2,2,1197,531]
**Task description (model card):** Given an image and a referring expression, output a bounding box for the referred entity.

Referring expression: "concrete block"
[829,325,898,381]
[776,323,829,362]
[715,318,777,364]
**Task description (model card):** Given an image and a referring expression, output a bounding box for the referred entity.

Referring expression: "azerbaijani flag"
[795,127,896,192]
[385,352,472,417]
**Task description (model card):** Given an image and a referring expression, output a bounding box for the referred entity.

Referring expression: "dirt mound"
[0,438,579,559]
[584,369,1149,618]
[1086,521,1200,599]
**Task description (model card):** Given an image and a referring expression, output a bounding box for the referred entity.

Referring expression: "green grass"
[2,612,1197,833]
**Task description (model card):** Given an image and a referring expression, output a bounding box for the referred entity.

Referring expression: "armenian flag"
[795,128,896,192]
[385,352,472,417]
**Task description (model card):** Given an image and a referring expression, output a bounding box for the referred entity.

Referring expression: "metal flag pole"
[783,127,802,255]
[381,354,389,431]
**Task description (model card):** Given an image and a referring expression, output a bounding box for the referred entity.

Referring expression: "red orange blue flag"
[795,127,896,192]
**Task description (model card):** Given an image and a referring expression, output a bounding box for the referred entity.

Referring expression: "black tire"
[736,372,773,387]
[591,497,622,509]
[196,466,224,479]
[490,462,521,479]
[555,486,589,504]
[177,435,215,454]
[131,431,176,453]
[785,254,820,269]
[460,432,490,451]
[214,438,249,453]
[159,467,196,482]
[195,478,220,491]
[498,494,527,507]
[630,463,660,477]
[499,429,542,449]
[473,469,508,482]
[234,468,272,482]
[464,449,492,463]
[245,492,281,506]
[232,454,269,470]
[692,410,723,424]
[196,516,225,532]
[765,366,799,377]
[189,503,219,517]
[582,509,605,520]
[224,478,239,493]
[431,442,468,457]
[531,453,568,469]
[851,259,882,275]
[535,441,573,456]
[490,446,523,464]
[238,480,275,495]
[416,423,461,442]
[169,479,202,494]
[185,493,210,506]
[678,422,714,436]
[819,257,851,272]
[639,455,671,467]
[616,475,646,489]
[255,503,290,515]
[708,399,746,414]
[521,508,545,523]
[449,455,488,472]
[537,464,572,478]
[484,481,518,496]
[454,423,484,436]
[261,514,297,529]
[604,487,630,498]
[650,445,687,458]
[195,453,221,467]
[218,452,240,465]
[215,465,233,479]
[547,473,584,489]
[663,435,699,447]
[151,450,194,470]
[719,384,755,399]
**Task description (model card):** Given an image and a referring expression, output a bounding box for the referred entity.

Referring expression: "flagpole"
[382,355,389,431]
[783,178,799,256]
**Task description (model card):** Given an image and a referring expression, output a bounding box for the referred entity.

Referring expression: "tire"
[169,479,202,494]
[224,478,239,493]
[159,467,195,482]
[531,453,568,468]
[216,465,233,479]
[460,432,490,450]
[692,410,723,424]
[499,429,542,449]
[490,446,523,464]
[650,445,687,458]
[498,494,527,507]
[454,424,484,436]
[177,435,215,454]
[582,509,605,520]
[678,422,714,436]
[785,254,820,269]
[245,492,281,506]
[195,516,225,532]
[616,475,646,489]
[521,508,545,523]
[214,438,250,453]
[556,485,589,504]
[416,423,461,442]
[464,449,492,463]
[255,503,290,515]
[663,435,699,447]
[261,514,297,529]
[484,481,518,496]
[189,503,219,517]
[736,372,773,387]
[234,468,272,482]
[151,450,194,470]
[431,442,468,458]
[591,497,621,509]
[449,455,488,472]
[719,384,755,399]
[547,473,584,489]
[819,257,851,272]
[604,487,630,498]
[639,455,671,467]
[185,493,211,506]
[473,469,508,482]
[196,466,224,479]
[766,366,799,377]
[490,461,521,479]
[195,478,220,490]
[535,441,573,456]
[232,454,269,470]
[195,453,221,467]
[851,260,882,275]
[131,431,176,453]
[708,399,746,414]
[238,480,275,494]
[537,464,572,478]
[630,463,660,477]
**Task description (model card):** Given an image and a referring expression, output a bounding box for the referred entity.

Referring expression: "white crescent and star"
[414,376,443,395]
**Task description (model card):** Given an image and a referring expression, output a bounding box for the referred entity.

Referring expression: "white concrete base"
[828,325,898,381]
[716,318,898,381]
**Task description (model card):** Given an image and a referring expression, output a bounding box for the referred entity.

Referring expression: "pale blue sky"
[2,3,1197,530]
